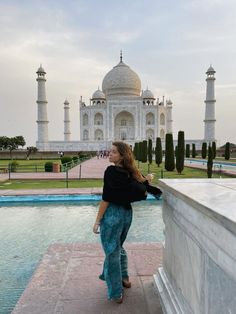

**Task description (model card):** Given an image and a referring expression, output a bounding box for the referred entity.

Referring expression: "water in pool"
[0,200,163,313]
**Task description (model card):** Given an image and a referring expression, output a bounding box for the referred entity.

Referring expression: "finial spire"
[120,50,123,62]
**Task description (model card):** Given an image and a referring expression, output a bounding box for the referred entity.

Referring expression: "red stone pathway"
[12,243,163,314]
[0,157,111,181]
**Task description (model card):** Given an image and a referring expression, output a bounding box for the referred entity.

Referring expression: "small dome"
[36,64,46,74]
[64,99,69,105]
[92,88,106,100]
[166,99,173,106]
[102,58,141,97]
[142,88,155,99]
[206,65,215,74]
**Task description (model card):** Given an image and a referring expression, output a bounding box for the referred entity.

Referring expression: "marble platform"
[154,179,236,314]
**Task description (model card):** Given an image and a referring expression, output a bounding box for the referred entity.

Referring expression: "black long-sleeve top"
[102,165,147,209]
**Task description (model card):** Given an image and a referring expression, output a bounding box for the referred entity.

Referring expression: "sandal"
[114,294,123,304]
[122,278,131,288]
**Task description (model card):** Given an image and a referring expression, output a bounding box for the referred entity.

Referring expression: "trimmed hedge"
[44,161,53,172]
[61,156,72,165]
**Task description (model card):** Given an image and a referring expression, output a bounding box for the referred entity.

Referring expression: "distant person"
[93,141,161,303]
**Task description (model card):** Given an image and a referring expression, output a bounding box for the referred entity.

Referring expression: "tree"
[207,145,213,178]
[192,143,196,158]
[7,138,18,160]
[212,141,216,159]
[201,142,207,159]
[186,144,190,158]
[225,142,230,160]
[175,145,178,157]
[0,136,9,150]
[137,142,142,167]
[147,138,152,172]
[148,139,152,164]
[155,137,162,167]
[176,131,185,174]
[141,140,147,163]
[165,133,175,171]
[7,136,26,159]
[26,146,38,159]
[15,136,26,148]
[133,142,138,160]
[0,135,26,159]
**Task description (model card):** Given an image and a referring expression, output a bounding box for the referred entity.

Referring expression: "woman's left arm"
[93,200,109,234]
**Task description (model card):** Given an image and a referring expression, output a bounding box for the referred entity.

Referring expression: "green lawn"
[0,159,61,166]
[137,163,228,185]
[0,179,103,189]
[0,159,62,173]
[0,163,229,190]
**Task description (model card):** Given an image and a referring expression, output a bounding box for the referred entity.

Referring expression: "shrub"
[72,156,79,162]
[207,145,213,178]
[176,131,185,174]
[9,160,19,172]
[137,142,142,162]
[165,133,175,171]
[141,140,147,163]
[186,144,190,158]
[192,143,196,158]
[148,138,153,165]
[79,152,90,159]
[133,142,138,160]
[212,141,216,159]
[44,162,53,172]
[155,137,162,167]
[61,156,72,165]
[202,142,207,159]
[225,142,230,160]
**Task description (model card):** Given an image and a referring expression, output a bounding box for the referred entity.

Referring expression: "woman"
[93,141,159,303]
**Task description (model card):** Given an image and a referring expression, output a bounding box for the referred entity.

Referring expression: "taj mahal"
[36,53,216,151]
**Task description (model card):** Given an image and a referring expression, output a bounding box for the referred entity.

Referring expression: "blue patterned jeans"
[99,203,132,299]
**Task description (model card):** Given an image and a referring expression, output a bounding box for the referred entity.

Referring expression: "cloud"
[0,0,236,146]
[216,83,236,89]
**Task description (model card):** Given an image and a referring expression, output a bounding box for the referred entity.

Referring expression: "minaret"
[36,65,49,144]
[166,99,173,133]
[204,65,216,143]
[64,99,71,141]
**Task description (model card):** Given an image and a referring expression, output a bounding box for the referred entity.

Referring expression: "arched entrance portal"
[114,111,135,140]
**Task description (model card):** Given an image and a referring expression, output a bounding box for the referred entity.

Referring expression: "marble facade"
[154,179,236,314]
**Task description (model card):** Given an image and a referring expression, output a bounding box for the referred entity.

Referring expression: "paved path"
[0,157,111,181]
[12,243,163,314]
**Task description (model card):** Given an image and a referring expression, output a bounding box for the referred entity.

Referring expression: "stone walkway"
[0,157,111,181]
[12,243,163,314]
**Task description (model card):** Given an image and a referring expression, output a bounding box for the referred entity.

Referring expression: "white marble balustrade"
[154,179,236,314]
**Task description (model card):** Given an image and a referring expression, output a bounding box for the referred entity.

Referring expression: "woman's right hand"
[146,173,154,183]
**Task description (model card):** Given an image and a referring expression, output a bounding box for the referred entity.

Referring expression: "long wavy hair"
[112,141,145,182]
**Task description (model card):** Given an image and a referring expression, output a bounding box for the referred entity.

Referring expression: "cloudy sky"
[0,0,236,147]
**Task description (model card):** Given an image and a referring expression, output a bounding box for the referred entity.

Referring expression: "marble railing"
[154,179,236,314]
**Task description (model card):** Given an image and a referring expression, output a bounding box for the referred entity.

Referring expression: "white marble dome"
[92,88,106,99]
[102,59,141,97]
[142,88,155,99]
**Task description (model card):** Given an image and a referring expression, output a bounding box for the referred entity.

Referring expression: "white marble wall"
[154,179,236,314]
